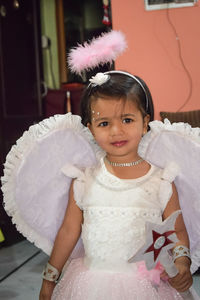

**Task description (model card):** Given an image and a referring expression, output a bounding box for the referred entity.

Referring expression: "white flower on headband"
[89,73,110,86]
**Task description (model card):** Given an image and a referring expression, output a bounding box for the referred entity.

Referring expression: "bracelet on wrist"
[172,245,191,263]
[42,262,60,283]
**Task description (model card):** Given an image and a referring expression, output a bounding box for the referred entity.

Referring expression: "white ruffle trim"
[161,161,180,183]
[138,119,200,158]
[61,163,87,210]
[1,113,102,254]
[2,113,102,185]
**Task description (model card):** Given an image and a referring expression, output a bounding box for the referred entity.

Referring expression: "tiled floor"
[0,240,200,299]
[0,240,48,300]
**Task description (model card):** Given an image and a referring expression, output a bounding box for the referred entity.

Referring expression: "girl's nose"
[110,122,123,136]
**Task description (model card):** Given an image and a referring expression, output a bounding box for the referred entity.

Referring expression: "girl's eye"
[98,121,108,127]
[122,118,133,124]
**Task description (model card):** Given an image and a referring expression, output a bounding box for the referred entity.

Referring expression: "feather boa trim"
[68,30,127,75]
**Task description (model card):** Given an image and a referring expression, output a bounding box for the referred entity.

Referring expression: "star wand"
[128,210,194,300]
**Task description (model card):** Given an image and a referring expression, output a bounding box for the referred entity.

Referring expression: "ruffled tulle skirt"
[51,258,199,300]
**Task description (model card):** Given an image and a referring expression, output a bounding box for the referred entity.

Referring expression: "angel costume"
[52,157,193,300]
[1,113,200,300]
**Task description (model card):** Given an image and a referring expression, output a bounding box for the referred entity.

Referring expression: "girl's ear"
[143,114,150,134]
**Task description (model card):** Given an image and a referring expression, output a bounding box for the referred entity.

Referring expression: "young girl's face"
[88,97,149,162]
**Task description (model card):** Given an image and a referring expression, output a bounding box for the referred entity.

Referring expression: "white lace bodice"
[73,158,178,271]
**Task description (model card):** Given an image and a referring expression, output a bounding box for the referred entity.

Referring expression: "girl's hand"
[163,257,193,293]
[39,280,56,300]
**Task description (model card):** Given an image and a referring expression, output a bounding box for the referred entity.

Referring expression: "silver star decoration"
[129,210,181,270]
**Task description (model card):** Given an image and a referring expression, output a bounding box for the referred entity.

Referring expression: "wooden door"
[0,0,43,246]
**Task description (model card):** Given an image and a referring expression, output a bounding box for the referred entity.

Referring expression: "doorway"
[57,0,112,84]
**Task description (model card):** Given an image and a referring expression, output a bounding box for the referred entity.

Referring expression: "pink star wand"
[128,211,194,300]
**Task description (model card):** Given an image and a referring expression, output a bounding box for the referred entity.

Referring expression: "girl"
[39,71,195,300]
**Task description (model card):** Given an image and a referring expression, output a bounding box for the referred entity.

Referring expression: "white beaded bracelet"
[42,262,60,282]
[172,245,191,262]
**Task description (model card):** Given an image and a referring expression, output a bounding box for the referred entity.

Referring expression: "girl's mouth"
[111,141,127,147]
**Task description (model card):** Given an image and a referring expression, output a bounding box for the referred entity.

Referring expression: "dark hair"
[80,71,154,126]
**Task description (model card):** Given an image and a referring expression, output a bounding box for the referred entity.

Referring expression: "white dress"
[52,158,199,300]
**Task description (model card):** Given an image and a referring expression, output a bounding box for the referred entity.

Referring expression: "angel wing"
[1,115,200,272]
[1,113,101,256]
[138,119,200,273]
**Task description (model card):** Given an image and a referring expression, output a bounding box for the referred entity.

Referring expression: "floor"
[0,240,200,300]
[0,240,48,300]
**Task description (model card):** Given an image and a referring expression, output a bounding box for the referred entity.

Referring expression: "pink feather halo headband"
[68,30,127,75]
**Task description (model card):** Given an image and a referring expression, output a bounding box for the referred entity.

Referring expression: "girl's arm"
[39,180,83,300]
[162,183,193,292]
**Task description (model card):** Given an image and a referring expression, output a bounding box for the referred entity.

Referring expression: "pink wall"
[111,0,200,120]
